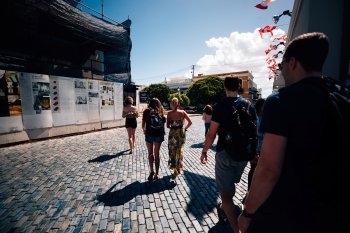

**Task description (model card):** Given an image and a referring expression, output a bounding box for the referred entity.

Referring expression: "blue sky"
[80,0,294,97]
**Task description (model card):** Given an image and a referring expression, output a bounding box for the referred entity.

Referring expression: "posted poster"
[114,83,123,120]
[50,76,76,126]
[19,73,53,129]
[74,78,89,124]
[87,80,100,122]
[99,80,114,121]
[0,70,24,133]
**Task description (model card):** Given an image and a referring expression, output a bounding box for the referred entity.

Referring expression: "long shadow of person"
[88,149,130,163]
[96,175,176,206]
[183,170,239,232]
[190,143,216,151]
[182,170,218,222]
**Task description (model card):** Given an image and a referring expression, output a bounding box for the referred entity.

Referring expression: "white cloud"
[194,28,286,98]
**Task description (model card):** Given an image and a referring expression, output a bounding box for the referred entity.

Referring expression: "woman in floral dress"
[166,97,192,181]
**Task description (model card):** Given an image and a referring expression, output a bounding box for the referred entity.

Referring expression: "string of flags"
[254,1,292,79]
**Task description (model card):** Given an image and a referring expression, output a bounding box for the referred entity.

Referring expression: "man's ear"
[288,57,298,70]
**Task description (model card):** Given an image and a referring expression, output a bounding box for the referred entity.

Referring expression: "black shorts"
[125,118,137,128]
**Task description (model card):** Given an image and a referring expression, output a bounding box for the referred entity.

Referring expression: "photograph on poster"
[0,70,22,117]
[75,80,86,89]
[88,81,94,89]
[32,82,50,114]
[76,96,87,104]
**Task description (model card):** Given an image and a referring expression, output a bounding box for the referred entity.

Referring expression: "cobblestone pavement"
[0,115,250,233]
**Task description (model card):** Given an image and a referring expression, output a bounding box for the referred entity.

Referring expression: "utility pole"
[191,65,195,79]
[101,0,104,19]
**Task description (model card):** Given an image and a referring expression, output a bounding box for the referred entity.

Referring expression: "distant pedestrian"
[247,98,265,190]
[142,98,166,181]
[200,77,257,233]
[167,97,192,181]
[122,96,138,154]
[238,32,349,233]
[202,104,213,136]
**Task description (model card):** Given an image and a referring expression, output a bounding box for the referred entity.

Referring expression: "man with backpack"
[200,77,257,233]
[238,32,350,233]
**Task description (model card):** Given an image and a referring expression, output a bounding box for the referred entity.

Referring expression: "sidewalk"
[0,115,249,233]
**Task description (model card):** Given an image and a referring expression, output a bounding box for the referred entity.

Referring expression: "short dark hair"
[283,32,329,72]
[224,77,241,92]
[254,98,265,115]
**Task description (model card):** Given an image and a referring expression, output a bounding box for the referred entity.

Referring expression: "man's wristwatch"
[242,209,255,218]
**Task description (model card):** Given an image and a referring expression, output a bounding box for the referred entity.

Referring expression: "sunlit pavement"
[0,114,249,233]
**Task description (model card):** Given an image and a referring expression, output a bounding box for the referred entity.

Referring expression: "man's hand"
[200,151,208,164]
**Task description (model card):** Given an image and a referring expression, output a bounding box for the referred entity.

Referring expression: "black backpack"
[304,77,350,212]
[147,112,165,136]
[222,98,258,161]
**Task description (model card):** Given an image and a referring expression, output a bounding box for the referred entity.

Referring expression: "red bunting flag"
[273,34,287,41]
[269,73,279,80]
[268,63,279,71]
[266,57,276,65]
[258,26,277,38]
[255,0,272,10]
[265,45,276,55]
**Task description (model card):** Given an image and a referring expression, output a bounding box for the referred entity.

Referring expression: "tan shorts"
[215,150,247,191]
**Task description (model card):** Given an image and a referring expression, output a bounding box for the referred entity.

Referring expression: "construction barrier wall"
[0,70,125,146]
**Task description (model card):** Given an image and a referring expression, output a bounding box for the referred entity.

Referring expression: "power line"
[133,66,192,82]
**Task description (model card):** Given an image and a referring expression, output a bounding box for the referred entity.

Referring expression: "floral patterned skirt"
[168,128,186,172]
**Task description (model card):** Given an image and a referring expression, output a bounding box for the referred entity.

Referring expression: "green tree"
[143,84,172,104]
[186,76,225,108]
[168,93,190,108]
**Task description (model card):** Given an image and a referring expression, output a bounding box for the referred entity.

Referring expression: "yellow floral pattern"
[168,118,186,172]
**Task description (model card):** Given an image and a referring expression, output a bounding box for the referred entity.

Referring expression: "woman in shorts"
[142,98,166,180]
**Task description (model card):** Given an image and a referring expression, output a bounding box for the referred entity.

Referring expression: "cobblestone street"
[0,114,249,233]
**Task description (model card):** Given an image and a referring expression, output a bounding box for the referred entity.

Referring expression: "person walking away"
[238,32,350,233]
[247,98,265,190]
[202,104,213,136]
[142,98,166,181]
[200,77,257,233]
[167,97,192,182]
[122,96,138,154]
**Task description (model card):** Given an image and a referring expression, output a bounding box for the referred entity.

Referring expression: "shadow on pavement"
[190,142,216,151]
[183,170,241,232]
[96,175,176,206]
[183,170,218,222]
[88,149,130,163]
[208,222,234,233]
[190,142,204,148]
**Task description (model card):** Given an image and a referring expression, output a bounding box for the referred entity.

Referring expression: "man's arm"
[200,121,219,164]
[238,132,287,232]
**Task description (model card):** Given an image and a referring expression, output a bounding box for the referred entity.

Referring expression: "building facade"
[193,71,261,102]
[273,0,349,90]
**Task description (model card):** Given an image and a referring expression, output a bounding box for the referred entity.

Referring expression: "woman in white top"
[202,104,213,136]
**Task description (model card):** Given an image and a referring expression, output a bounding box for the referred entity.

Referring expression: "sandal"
[148,171,155,181]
